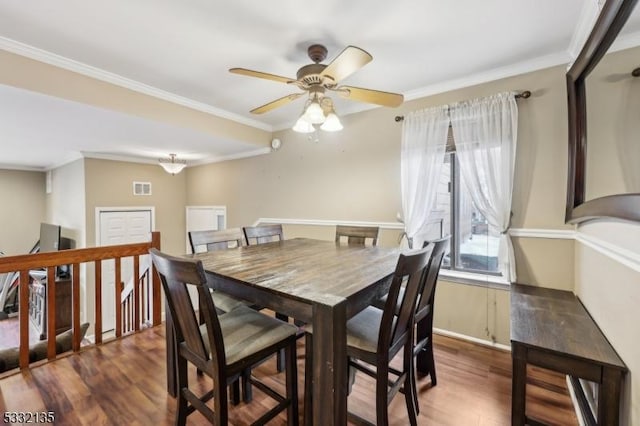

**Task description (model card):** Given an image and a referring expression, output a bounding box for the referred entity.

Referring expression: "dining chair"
[372,235,450,414]
[243,223,293,372]
[149,248,299,426]
[304,244,434,426]
[188,228,251,314]
[243,224,284,245]
[334,225,379,246]
[189,228,260,403]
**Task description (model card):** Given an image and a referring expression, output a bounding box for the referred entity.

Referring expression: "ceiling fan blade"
[337,86,404,107]
[229,68,295,84]
[320,46,372,83]
[250,93,305,114]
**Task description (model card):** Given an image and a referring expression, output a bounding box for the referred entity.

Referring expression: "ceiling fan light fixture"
[292,115,315,133]
[303,100,326,124]
[320,111,343,132]
[159,153,187,175]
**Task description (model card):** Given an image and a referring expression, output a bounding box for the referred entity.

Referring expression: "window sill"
[438,269,511,290]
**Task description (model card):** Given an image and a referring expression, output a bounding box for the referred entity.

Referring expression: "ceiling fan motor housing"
[307,44,328,63]
[297,64,330,87]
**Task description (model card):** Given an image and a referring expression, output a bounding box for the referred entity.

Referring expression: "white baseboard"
[433,327,511,352]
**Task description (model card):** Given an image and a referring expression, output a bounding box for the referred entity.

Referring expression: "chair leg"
[214,373,229,425]
[410,361,420,415]
[376,364,390,426]
[405,348,419,425]
[175,356,189,426]
[242,368,253,403]
[303,333,313,426]
[285,340,299,426]
[275,312,289,372]
[426,337,437,386]
[230,380,240,405]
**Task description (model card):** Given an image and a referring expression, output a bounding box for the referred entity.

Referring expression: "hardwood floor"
[0,324,578,425]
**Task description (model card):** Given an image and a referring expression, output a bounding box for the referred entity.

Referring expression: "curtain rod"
[394,90,531,122]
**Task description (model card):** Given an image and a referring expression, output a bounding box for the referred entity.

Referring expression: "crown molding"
[190,147,272,166]
[0,36,272,132]
[82,147,272,169]
[403,51,571,102]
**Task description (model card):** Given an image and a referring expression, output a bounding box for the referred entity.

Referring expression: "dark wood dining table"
[165,237,403,425]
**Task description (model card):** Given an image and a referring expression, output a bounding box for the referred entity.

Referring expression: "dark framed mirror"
[566,0,640,223]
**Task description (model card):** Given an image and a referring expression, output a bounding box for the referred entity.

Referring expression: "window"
[433,151,500,275]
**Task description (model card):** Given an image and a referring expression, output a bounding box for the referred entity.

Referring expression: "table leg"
[598,367,623,425]
[312,301,347,426]
[511,344,527,426]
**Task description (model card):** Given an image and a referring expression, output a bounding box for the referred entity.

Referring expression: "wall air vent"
[133,181,152,196]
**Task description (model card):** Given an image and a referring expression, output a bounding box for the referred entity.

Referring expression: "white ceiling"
[0,0,636,171]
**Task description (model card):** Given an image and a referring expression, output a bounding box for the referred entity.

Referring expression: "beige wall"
[187,64,576,346]
[0,169,45,254]
[575,223,640,425]
[46,159,86,248]
[84,158,187,255]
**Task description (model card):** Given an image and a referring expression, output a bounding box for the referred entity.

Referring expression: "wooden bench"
[510,283,627,425]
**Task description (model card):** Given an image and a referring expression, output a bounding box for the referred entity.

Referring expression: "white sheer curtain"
[400,105,449,249]
[449,92,518,282]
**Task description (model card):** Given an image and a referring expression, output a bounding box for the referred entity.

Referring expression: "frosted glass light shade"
[304,101,326,124]
[320,112,343,132]
[159,154,187,175]
[292,116,315,133]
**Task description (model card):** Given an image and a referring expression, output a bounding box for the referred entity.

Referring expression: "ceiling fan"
[229,44,404,116]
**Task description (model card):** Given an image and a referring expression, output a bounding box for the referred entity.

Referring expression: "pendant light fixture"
[159,153,187,175]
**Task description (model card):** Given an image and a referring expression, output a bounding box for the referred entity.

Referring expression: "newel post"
[150,231,161,326]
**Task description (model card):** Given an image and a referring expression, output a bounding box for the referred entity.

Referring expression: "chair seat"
[201,305,298,366]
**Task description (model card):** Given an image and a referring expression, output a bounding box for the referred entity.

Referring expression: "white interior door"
[98,209,152,332]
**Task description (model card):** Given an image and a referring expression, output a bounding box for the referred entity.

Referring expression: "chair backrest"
[379,244,434,356]
[188,228,245,253]
[243,224,284,245]
[335,225,379,246]
[415,235,450,322]
[149,248,225,369]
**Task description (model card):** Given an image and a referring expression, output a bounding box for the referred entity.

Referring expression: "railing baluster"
[151,232,161,326]
[72,263,81,352]
[95,260,102,345]
[133,255,140,332]
[115,257,122,338]
[46,266,56,360]
[19,270,30,369]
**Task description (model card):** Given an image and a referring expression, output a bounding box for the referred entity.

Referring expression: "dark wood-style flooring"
[0,323,578,425]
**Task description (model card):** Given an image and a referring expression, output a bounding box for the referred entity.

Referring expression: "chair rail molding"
[509,228,576,239]
[254,217,405,230]
[575,231,640,273]
[255,220,640,272]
